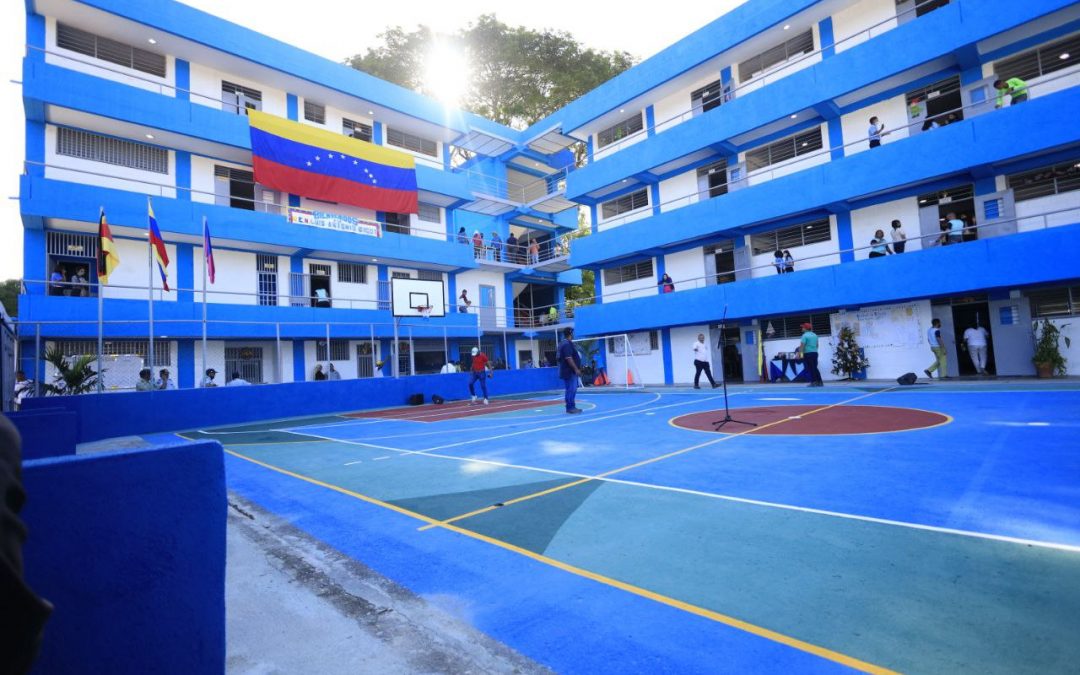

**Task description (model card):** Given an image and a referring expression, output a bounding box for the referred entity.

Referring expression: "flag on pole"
[147,200,170,291]
[97,207,119,285]
[203,217,216,284]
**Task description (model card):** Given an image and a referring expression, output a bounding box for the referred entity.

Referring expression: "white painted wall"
[749,217,840,278]
[45,17,175,96]
[669,325,714,384]
[102,238,177,301]
[1015,193,1080,232]
[658,170,701,212]
[832,0,899,54]
[605,331,665,385]
[664,248,707,290]
[1046,319,1080,376]
[850,196,922,258]
[456,270,507,315]
[195,247,257,304]
[653,71,723,134]
[188,63,287,116]
[45,125,176,198]
[600,262,657,303]
[840,94,909,157]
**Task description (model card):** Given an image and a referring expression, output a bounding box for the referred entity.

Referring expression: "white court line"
[344,460,363,466]
[277,428,405,453]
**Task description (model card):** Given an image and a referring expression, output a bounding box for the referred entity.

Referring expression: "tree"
[0,279,19,317]
[563,209,594,311]
[831,326,870,379]
[41,346,103,395]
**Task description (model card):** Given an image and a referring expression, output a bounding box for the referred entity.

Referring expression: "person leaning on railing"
[994,77,1028,108]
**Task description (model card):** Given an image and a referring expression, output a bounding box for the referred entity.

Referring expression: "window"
[337,263,367,284]
[221,81,262,115]
[697,159,728,198]
[597,113,644,149]
[303,101,326,124]
[759,313,831,339]
[417,203,441,223]
[1007,160,1080,202]
[917,184,973,207]
[749,218,832,255]
[391,271,413,279]
[316,339,350,362]
[225,347,264,384]
[691,80,727,114]
[256,254,278,306]
[995,34,1080,83]
[343,118,373,142]
[57,23,166,78]
[600,189,649,220]
[738,29,815,81]
[57,127,168,174]
[387,128,438,157]
[1027,286,1080,318]
[418,270,442,282]
[214,165,278,212]
[745,128,823,171]
[383,212,411,235]
[603,260,653,286]
[54,340,171,366]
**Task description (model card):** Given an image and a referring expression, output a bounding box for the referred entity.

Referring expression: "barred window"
[995,33,1080,83]
[303,101,326,124]
[749,218,832,255]
[597,112,644,149]
[383,212,411,235]
[337,263,367,284]
[1006,160,1080,202]
[387,128,438,157]
[916,184,974,207]
[691,80,726,114]
[54,340,171,366]
[417,203,441,223]
[745,128,823,171]
[316,339,350,362]
[57,23,166,78]
[738,29,815,81]
[343,118,373,142]
[418,269,442,282]
[1027,286,1080,318]
[221,81,262,114]
[600,189,649,220]
[759,313,831,339]
[57,127,168,174]
[603,260,653,286]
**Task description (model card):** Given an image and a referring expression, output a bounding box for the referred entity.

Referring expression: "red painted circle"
[671,405,949,435]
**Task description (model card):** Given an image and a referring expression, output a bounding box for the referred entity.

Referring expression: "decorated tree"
[831,326,870,379]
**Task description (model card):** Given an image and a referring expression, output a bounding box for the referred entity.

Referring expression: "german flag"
[97,208,119,285]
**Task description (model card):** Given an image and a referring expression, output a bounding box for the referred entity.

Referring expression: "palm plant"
[42,346,103,395]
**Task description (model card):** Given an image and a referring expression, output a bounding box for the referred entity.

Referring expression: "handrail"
[593,66,1074,231]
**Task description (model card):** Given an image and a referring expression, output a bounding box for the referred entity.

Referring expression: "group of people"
[48,265,92,297]
[200,368,250,387]
[772,251,795,274]
[457,228,541,265]
[135,368,178,391]
[925,318,992,379]
[312,363,342,381]
[867,211,977,259]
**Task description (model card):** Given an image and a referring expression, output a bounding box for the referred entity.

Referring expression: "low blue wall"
[21,367,563,444]
[6,407,77,459]
[22,441,226,674]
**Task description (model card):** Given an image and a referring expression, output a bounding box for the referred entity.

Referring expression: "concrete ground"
[225,494,549,675]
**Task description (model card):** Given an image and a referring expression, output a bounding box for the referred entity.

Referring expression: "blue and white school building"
[16,0,1080,388]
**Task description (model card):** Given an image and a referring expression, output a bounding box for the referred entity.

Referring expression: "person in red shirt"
[468,346,490,404]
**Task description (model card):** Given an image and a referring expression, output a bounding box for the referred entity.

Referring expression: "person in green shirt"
[797,322,824,387]
[994,77,1028,108]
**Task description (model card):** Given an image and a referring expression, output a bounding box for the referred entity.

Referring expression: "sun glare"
[423,42,470,107]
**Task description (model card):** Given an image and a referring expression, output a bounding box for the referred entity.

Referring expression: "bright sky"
[0,0,747,280]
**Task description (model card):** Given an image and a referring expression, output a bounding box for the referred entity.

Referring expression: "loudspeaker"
[407,393,424,405]
[431,394,445,405]
[896,372,917,385]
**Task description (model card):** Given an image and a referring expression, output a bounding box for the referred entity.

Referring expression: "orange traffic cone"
[626,370,635,386]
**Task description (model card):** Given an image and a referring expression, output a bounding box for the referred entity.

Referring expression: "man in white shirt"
[440,361,458,374]
[963,324,991,375]
[226,371,251,386]
[156,368,177,390]
[692,333,719,389]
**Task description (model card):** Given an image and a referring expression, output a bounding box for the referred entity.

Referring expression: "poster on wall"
[829,302,924,348]
[288,208,381,238]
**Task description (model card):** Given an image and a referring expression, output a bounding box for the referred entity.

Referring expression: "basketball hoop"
[417,305,432,320]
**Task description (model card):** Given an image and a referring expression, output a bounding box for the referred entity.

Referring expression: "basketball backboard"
[391,277,446,318]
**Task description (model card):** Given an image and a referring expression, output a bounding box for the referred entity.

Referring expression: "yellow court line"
[225,447,898,675]
[418,387,898,531]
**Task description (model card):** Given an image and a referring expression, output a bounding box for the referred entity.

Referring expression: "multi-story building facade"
[530,0,1079,384]
[17,0,581,388]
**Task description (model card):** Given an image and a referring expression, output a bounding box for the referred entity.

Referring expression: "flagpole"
[201,217,208,387]
[97,207,104,393]
[147,197,155,376]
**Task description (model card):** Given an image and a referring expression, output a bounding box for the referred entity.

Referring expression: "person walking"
[557,326,583,414]
[994,77,1028,107]
[890,219,907,253]
[467,346,490,405]
[868,116,885,149]
[797,322,823,387]
[692,333,719,389]
[924,318,948,380]
[869,230,893,258]
[963,323,991,375]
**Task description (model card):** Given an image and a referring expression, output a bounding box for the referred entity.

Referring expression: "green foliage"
[1032,319,1070,376]
[346,15,635,131]
[830,326,870,379]
[0,279,20,317]
[41,346,103,395]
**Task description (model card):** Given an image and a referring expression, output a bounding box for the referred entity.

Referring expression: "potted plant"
[1032,319,1070,378]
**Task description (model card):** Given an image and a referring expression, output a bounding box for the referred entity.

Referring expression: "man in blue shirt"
[557,327,583,414]
[798,322,824,387]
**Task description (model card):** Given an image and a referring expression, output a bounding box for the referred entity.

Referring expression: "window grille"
[47,231,97,258]
[995,34,1080,83]
[418,269,442,282]
[417,203,441,223]
[749,218,832,256]
[691,80,726,114]
[303,100,326,124]
[759,313,832,339]
[1007,160,1080,202]
[738,29,815,81]
[745,128,823,171]
[316,339,349,362]
[603,260,654,286]
[221,81,262,114]
[55,340,171,366]
[256,254,278,306]
[597,112,644,149]
[916,184,974,207]
[57,23,166,77]
[57,127,168,174]
[386,128,438,157]
[383,213,411,235]
[600,189,649,220]
[225,347,264,384]
[337,263,367,284]
[343,118,373,142]
[1027,286,1080,318]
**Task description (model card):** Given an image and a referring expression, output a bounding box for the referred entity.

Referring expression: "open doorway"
[917,185,977,245]
[906,76,963,136]
[950,301,996,376]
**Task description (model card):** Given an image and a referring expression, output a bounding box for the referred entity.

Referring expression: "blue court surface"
[183,382,1080,674]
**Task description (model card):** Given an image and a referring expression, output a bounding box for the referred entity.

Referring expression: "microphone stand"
[712,306,757,431]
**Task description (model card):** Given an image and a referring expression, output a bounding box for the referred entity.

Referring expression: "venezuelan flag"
[147,200,170,292]
[248,110,419,214]
[97,207,119,285]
